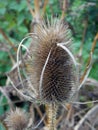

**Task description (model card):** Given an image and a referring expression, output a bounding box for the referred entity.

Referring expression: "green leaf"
[0,0,7,15]
[17,13,25,25]
[17,25,28,34]
[8,0,27,12]
[0,123,6,130]
[0,8,6,15]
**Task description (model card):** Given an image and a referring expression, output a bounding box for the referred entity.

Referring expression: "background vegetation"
[0,0,98,130]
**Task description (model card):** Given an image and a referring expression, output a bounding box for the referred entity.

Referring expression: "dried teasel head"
[24,19,78,104]
[5,108,29,130]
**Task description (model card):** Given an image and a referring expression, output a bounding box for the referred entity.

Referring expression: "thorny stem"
[46,103,57,130]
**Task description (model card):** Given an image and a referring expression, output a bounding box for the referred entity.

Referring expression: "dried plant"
[5,108,29,130]
[1,1,98,130]
[14,18,78,130]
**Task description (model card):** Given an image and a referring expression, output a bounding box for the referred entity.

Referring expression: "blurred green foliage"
[0,0,98,129]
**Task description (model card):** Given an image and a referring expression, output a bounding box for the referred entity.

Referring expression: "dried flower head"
[24,19,78,104]
[5,108,29,130]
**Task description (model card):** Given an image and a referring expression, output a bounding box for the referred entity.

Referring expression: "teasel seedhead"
[25,19,77,104]
[5,108,29,130]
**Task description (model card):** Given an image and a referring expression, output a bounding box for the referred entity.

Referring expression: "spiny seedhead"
[5,108,29,130]
[26,19,77,103]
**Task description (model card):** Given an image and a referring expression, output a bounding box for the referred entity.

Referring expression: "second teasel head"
[25,19,77,104]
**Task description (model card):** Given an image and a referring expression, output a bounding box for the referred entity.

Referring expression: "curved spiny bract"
[26,19,77,104]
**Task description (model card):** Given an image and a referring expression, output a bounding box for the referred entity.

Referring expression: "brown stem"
[35,105,47,126]
[0,87,14,110]
[61,0,68,20]
[80,33,98,82]
[42,0,49,17]
[46,103,57,130]
[78,19,88,63]
[34,0,40,19]
[0,28,17,52]
[27,0,35,17]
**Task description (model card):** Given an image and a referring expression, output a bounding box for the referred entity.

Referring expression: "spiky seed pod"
[26,19,77,103]
[5,108,29,130]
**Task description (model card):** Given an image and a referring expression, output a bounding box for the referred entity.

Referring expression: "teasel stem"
[27,0,35,17]
[46,103,58,130]
[61,0,67,20]
[42,0,49,17]
[34,0,40,17]
[79,33,98,90]
[0,28,17,52]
